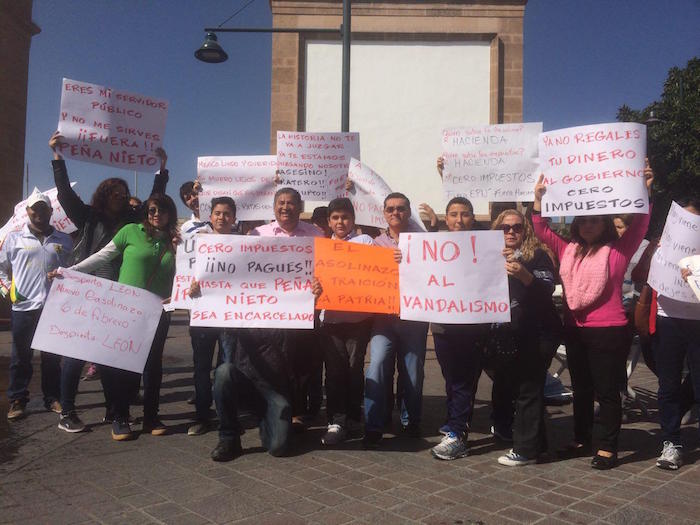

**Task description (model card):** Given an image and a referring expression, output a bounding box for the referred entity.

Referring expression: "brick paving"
[1,313,699,525]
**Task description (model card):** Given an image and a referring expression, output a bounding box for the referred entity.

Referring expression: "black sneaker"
[187,420,211,436]
[401,422,421,438]
[211,439,243,462]
[58,412,86,433]
[111,419,134,441]
[362,430,382,449]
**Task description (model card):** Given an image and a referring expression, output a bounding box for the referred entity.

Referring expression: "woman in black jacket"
[48,131,168,430]
[491,208,561,466]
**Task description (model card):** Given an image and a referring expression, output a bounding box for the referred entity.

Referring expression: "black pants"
[652,316,700,445]
[564,325,630,453]
[321,319,372,425]
[102,312,170,422]
[433,328,482,436]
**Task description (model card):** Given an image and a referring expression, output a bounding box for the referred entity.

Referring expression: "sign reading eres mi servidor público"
[57,78,168,172]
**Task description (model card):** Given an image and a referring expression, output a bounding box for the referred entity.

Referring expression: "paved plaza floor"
[1,314,699,525]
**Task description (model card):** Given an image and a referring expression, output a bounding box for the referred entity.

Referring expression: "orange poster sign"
[314,238,399,314]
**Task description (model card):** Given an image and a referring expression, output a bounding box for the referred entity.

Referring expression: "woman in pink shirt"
[531,167,653,469]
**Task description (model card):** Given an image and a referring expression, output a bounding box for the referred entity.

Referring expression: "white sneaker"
[656,441,683,470]
[321,424,347,446]
[498,449,536,466]
[431,432,468,461]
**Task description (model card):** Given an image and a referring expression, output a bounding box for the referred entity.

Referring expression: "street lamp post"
[196,0,352,132]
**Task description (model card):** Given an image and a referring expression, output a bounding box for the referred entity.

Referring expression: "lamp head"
[195,32,228,63]
[645,109,661,125]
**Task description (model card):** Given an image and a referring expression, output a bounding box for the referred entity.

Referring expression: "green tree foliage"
[617,57,700,235]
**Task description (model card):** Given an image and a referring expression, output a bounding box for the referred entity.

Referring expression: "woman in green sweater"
[65,193,177,440]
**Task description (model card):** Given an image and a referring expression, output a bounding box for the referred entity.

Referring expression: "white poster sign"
[539,123,648,217]
[190,235,315,329]
[649,202,700,306]
[346,158,426,232]
[56,78,168,172]
[0,185,77,249]
[169,237,197,309]
[197,156,277,220]
[441,123,541,203]
[680,255,700,303]
[31,269,163,373]
[276,131,360,200]
[398,231,510,324]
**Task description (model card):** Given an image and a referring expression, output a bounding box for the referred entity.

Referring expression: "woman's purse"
[480,322,518,368]
[634,284,653,337]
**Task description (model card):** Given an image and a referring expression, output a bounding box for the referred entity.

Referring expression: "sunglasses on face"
[148,207,167,216]
[500,223,524,234]
[385,206,407,213]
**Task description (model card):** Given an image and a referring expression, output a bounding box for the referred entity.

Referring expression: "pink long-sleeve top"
[532,210,650,327]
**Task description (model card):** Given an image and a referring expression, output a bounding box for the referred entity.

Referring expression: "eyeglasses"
[385,206,407,213]
[499,223,524,234]
[148,207,167,216]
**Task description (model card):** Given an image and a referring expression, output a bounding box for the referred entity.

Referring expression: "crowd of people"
[0,133,698,474]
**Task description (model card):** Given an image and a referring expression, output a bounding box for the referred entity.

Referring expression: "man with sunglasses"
[363,192,429,448]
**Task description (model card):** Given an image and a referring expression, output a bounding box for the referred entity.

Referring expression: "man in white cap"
[0,190,73,424]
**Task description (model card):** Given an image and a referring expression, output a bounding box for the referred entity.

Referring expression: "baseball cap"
[25,189,52,209]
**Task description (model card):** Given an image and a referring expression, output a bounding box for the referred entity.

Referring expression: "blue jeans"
[364,316,428,432]
[653,316,700,445]
[214,362,290,456]
[8,309,61,406]
[190,327,236,421]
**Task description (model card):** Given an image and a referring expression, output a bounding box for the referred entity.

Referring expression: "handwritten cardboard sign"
[31,268,164,373]
[190,235,315,328]
[649,202,700,305]
[276,131,360,200]
[0,185,77,249]
[539,123,648,217]
[197,156,277,220]
[169,237,197,309]
[441,123,541,203]
[398,231,510,324]
[314,237,399,314]
[56,78,168,172]
[346,158,426,231]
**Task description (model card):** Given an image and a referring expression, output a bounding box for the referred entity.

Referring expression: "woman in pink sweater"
[531,168,653,469]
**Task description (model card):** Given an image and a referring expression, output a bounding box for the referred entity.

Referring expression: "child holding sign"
[318,198,374,446]
[531,165,653,470]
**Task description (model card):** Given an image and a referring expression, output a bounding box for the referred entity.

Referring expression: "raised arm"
[50,131,90,229]
[150,147,169,196]
[531,174,568,259]
[615,160,654,258]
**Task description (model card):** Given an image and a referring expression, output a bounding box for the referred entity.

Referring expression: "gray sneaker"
[431,432,468,460]
[656,441,683,470]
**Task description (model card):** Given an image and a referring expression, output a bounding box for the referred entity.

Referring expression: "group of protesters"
[0,131,698,474]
